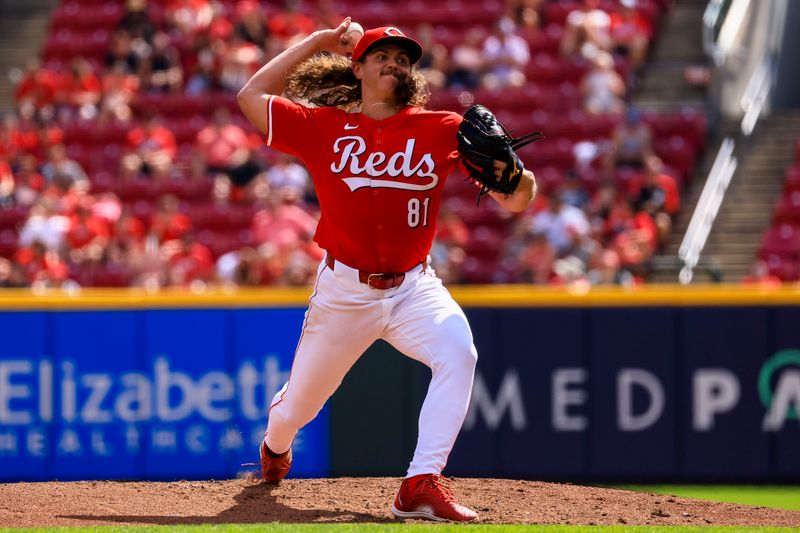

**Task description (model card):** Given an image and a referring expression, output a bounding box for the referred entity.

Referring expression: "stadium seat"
[0,206,30,231]
[759,223,800,259]
[773,191,800,226]
[0,229,19,258]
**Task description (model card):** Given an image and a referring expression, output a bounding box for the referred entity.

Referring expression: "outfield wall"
[1,286,799,482]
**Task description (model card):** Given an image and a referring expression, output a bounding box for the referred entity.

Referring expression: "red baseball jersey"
[264,95,462,273]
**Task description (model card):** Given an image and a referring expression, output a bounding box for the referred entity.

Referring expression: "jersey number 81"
[408,197,431,228]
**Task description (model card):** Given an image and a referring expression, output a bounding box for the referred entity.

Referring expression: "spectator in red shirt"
[149,194,191,242]
[165,0,213,42]
[0,160,14,208]
[60,57,102,116]
[66,197,112,274]
[632,154,680,247]
[14,59,58,110]
[122,114,177,180]
[195,107,250,176]
[163,231,214,286]
[251,192,318,255]
[100,61,140,122]
[267,0,315,48]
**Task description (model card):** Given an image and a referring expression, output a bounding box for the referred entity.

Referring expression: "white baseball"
[346,22,364,37]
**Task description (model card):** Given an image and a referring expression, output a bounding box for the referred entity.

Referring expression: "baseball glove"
[456,104,544,204]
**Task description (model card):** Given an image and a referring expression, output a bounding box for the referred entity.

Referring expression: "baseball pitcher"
[238,18,537,522]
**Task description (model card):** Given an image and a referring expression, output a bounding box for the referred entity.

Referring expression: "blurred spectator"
[122,114,177,179]
[100,61,140,121]
[40,144,90,191]
[12,155,45,207]
[251,191,317,253]
[514,227,556,284]
[165,0,213,42]
[14,59,58,111]
[66,197,112,266]
[633,155,680,217]
[531,191,590,255]
[482,17,530,89]
[267,0,315,49]
[505,0,544,24]
[0,159,13,208]
[0,257,27,287]
[415,24,449,90]
[560,0,612,60]
[216,246,264,286]
[61,57,102,120]
[149,194,191,242]
[141,31,183,93]
[559,171,590,209]
[280,246,318,286]
[448,27,485,90]
[185,46,218,94]
[265,153,310,201]
[606,198,658,267]
[217,32,263,92]
[14,239,72,287]
[516,5,542,44]
[0,113,20,163]
[162,231,214,286]
[234,0,268,46]
[195,107,250,175]
[19,200,69,251]
[105,29,142,75]
[632,154,680,246]
[587,248,634,285]
[604,105,653,175]
[117,0,155,45]
[580,51,625,115]
[609,0,652,71]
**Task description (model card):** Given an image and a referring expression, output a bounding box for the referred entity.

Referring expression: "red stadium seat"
[785,165,800,195]
[0,206,30,231]
[773,191,800,225]
[0,229,19,258]
[759,224,800,259]
[765,255,800,282]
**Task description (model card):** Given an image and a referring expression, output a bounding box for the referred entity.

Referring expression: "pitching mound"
[2,478,799,527]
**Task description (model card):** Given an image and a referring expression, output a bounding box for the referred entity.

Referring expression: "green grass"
[3,526,800,533]
[618,486,800,511]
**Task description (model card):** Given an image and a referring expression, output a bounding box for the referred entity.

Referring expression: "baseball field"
[2,478,800,530]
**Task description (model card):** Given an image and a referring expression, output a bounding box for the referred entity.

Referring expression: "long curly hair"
[284,53,429,111]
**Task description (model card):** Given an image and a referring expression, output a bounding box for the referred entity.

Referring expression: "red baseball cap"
[350,26,423,65]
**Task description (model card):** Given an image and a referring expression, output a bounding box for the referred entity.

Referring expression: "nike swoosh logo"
[344,124,359,130]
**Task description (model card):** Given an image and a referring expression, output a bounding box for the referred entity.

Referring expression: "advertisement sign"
[447,307,800,482]
[0,309,329,481]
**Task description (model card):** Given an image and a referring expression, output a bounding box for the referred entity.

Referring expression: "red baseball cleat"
[391,474,478,522]
[257,440,292,484]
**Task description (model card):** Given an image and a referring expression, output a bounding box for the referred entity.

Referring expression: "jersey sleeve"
[264,95,319,159]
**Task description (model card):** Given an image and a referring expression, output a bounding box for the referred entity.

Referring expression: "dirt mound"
[2,477,799,527]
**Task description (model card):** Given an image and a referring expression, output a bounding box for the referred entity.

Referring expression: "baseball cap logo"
[384,27,404,37]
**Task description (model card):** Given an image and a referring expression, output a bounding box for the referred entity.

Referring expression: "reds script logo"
[330,136,439,192]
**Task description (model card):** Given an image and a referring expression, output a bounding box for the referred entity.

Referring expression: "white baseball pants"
[264,257,477,477]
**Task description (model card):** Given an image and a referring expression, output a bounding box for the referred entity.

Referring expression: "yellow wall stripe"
[1,284,799,309]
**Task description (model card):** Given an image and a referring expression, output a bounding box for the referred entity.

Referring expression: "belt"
[325,255,417,290]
